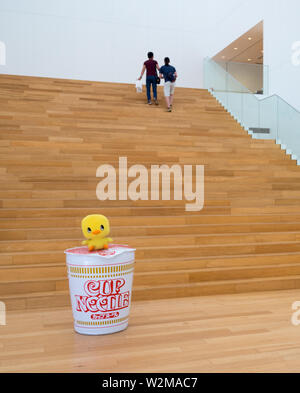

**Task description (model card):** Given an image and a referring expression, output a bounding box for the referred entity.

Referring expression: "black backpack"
[167,71,176,82]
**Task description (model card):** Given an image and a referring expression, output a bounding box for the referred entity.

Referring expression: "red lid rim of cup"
[64,244,135,256]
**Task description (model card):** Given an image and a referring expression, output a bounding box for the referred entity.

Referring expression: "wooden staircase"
[1,74,300,310]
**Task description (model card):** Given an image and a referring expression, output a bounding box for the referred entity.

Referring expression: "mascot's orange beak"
[92,230,101,235]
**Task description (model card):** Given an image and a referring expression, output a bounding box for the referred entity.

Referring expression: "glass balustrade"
[204,57,300,163]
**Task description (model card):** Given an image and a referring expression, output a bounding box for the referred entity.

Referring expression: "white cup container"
[65,244,135,335]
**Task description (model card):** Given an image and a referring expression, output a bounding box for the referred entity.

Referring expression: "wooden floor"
[1,74,300,309]
[1,289,300,373]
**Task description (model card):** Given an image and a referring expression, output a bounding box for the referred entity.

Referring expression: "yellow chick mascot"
[81,214,113,251]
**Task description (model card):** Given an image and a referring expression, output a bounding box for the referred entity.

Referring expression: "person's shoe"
[167,106,172,112]
[154,99,159,105]
[148,100,152,105]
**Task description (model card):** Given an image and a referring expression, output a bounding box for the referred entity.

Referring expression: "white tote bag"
[135,79,143,93]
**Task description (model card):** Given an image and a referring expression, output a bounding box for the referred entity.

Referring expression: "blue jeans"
[146,75,157,101]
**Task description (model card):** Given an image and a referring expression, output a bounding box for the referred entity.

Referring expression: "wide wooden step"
[4,222,300,241]
[1,261,300,285]
[133,275,300,300]
[0,206,232,219]
[3,204,300,220]
[4,214,300,231]
[2,242,300,266]
[2,231,300,252]
[2,274,300,311]
[2,185,300,202]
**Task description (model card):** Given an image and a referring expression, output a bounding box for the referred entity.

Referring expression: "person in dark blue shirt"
[159,57,178,112]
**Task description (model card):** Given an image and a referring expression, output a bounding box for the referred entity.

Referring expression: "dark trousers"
[146,75,157,101]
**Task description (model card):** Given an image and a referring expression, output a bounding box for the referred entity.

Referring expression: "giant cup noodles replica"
[65,215,135,335]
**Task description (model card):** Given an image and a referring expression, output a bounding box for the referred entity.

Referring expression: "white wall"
[0,0,300,110]
[217,61,263,93]
[264,0,300,111]
[0,0,243,88]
